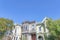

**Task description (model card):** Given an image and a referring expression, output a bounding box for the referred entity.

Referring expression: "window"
[15,29,16,33]
[39,27,41,31]
[32,24,35,27]
[32,24,35,28]
[24,25,29,31]
[26,26,28,30]
[16,37,18,40]
[32,25,34,26]
[14,37,15,40]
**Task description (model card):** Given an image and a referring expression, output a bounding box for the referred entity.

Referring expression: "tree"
[0,18,14,39]
[46,18,60,40]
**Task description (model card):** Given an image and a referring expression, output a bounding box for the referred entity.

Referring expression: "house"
[21,17,49,40]
[36,17,49,40]
[12,24,21,40]
[36,22,45,40]
[22,21,36,40]
[4,17,49,40]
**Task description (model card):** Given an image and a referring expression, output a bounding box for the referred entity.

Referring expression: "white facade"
[36,17,49,40]
[12,24,21,40]
[36,24,44,33]
[36,24,45,40]
[5,17,49,40]
[22,21,36,40]
[21,17,49,40]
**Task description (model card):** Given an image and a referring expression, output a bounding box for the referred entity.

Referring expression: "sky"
[0,0,60,24]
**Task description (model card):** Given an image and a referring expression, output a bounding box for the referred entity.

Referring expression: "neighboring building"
[12,24,21,40]
[4,24,22,40]
[2,30,12,40]
[36,23,45,40]
[36,17,49,40]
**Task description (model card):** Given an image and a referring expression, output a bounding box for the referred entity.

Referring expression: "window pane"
[39,27,41,31]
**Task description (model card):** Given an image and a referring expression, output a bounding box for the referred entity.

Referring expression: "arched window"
[38,36,43,40]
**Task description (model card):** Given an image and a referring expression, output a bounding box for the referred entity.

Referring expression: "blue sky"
[0,0,60,23]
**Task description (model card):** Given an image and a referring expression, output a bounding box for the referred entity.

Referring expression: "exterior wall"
[36,17,49,40]
[4,30,12,40]
[27,34,31,40]
[12,17,49,40]
[36,33,45,40]
[12,24,21,40]
[22,21,36,40]
[22,23,30,33]
[36,25,44,33]
[4,17,49,40]
[36,24,45,40]
[22,34,27,40]
[29,24,32,32]
[22,34,32,40]
[22,20,48,40]
[29,24,36,32]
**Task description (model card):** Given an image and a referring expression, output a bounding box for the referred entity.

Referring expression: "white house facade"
[22,21,36,40]
[12,24,21,40]
[5,17,49,40]
[36,17,49,40]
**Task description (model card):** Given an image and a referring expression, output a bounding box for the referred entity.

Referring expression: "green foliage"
[46,18,60,40]
[0,18,14,39]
